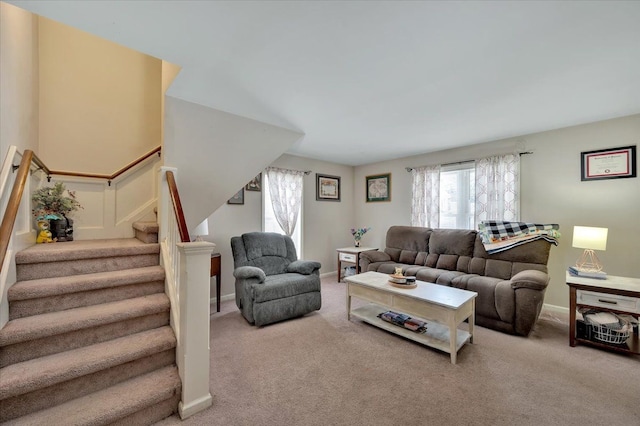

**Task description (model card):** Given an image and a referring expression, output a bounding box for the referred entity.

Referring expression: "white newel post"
[176,240,216,419]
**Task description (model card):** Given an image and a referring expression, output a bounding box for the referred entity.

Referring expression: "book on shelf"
[377,310,427,333]
[568,266,607,280]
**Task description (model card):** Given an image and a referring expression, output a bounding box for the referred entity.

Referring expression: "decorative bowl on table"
[388,274,406,284]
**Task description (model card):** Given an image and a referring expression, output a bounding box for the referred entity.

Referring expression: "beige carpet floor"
[156,275,640,426]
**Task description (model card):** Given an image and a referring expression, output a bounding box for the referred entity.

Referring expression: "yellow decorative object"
[36,220,56,244]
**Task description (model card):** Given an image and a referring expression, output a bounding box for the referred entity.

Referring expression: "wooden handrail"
[165,171,190,243]
[0,146,163,274]
[0,150,34,273]
[48,146,161,184]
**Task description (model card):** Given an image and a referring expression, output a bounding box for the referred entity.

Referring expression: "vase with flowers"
[350,227,371,247]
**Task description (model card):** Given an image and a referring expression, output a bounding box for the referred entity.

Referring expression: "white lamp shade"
[572,226,607,251]
[193,219,209,238]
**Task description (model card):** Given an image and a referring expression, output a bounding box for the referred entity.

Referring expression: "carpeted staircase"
[0,223,181,425]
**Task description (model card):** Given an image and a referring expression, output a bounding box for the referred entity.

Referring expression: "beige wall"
[354,114,640,310]
[207,154,354,302]
[0,2,39,158]
[38,16,161,174]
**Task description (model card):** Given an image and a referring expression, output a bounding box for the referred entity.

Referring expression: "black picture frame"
[366,173,391,202]
[316,173,341,201]
[227,188,244,205]
[581,145,637,181]
[245,173,262,191]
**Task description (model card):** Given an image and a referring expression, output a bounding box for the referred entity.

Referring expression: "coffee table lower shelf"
[351,304,471,356]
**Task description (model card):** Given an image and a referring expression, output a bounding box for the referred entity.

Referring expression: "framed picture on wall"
[316,174,341,201]
[581,145,637,181]
[366,173,391,202]
[245,173,262,191]
[227,188,244,205]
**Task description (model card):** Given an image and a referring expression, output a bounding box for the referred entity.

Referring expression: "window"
[262,172,303,256]
[439,163,475,230]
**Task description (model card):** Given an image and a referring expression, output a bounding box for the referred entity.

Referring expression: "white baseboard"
[210,293,236,305]
[542,303,569,315]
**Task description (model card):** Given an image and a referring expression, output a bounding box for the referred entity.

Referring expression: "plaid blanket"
[478,221,560,254]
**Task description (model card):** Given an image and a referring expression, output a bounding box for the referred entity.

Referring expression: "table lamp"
[572,226,608,272]
[192,218,209,242]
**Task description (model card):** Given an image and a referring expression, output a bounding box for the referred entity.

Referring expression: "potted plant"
[31,182,83,242]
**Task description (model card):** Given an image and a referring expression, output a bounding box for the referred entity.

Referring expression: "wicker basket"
[584,315,631,345]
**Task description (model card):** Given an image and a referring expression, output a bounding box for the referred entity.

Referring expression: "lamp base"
[575,249,603,273]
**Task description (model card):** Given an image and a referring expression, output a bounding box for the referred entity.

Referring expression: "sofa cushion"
[485,259,514,280]
[384,248,401,262]
[454,275,505,321]
[415,267,451,284]
[375,262,406,275]
[399,250,418,264]
[435,254,458,271]
[429,229,476,256]
[415,251,428,265]
[386,225,431,252]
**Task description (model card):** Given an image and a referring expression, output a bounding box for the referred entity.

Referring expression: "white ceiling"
[9,1,640,166]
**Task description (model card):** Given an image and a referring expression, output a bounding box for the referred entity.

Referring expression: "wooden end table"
[211,253,221,312]
[336,246,378,282]
[566,271,639,354]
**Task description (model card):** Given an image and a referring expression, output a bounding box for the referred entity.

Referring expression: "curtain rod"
[266,166,312,175]
[405,151,533,172]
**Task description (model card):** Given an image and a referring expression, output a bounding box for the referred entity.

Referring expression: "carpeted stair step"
[15,238,160,281]
[0,326,176,401]
[8,265,165,319]
[0,349,176,422]
[133,221,159,244]
[2,365,181,426]
[0,294,170,367]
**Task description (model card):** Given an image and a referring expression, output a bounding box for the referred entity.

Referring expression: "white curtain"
[265,167,304,236]
[475,154,520,225]
[410,165,441,227]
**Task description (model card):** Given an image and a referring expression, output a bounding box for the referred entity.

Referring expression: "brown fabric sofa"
[359,226,553,336]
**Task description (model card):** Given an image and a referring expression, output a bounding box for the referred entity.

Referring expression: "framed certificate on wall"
[581,145,636,181]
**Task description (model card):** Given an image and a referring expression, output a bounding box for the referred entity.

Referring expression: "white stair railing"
[158,166,215,419]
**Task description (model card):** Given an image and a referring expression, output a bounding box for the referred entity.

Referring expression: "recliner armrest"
[510,270,549,291]
[234,266,266,283]
[287,260,321,275]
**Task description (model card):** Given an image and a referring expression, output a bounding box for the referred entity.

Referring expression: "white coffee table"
[345,271,477,364]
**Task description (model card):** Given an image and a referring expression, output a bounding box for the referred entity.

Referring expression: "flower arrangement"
[31,182,83,220]
[350,227,371,242]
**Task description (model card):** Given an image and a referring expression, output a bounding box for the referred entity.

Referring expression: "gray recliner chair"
[231,232,322,326]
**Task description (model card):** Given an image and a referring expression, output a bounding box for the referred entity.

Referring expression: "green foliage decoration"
[31,182,83,220]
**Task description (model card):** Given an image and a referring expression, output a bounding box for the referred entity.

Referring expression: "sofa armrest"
[234,266,266,283]
[510,270,550,291]
[361,251,390,263]
[359,250,392,272]
[287,260,321,275]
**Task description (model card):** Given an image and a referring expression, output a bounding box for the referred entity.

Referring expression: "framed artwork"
[227,188,244,205]
[366,173,391,202]
[581,145,637,181]
[245,173,262,191]
[316,173,341,201]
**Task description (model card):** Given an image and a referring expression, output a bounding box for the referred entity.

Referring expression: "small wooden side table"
[211,253,222,312]
[336,246,378,282]
[567,272,639,354]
